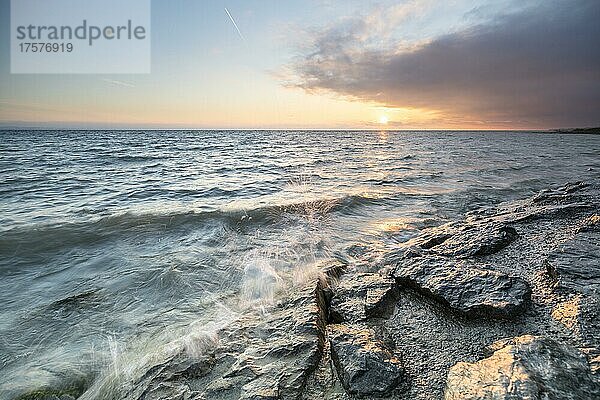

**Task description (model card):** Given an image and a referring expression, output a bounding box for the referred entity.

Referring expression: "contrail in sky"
[225,7,245,41]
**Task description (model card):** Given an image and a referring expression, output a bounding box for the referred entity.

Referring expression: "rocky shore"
[21,181,600,400]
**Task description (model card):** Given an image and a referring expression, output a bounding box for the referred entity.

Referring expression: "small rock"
[328,324,404,397]
[445,335,600,400]
[394,257,531,318]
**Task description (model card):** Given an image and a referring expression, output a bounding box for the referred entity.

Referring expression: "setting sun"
[379,115,389,125]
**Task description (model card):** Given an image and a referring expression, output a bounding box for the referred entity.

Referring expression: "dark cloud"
[286,1,600,128]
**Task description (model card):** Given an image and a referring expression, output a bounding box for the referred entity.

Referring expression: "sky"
[0,0,598,130]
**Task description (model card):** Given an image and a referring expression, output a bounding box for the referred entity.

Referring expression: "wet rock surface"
[393,257,530,318]
[77,262,339,400]
[328,324,404,398]
[193,276,330,400]
[378,181,600,399]
[430,224,518,258]
[547,230,600,293]
[329,273,397,323]
[445,335,600,400]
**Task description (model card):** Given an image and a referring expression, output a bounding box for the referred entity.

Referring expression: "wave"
[0,193,383,255]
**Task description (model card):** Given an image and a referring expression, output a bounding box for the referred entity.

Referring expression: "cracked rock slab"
[329,272,397,323]
[328,324,405,398]
[206,282,328,400]
[445,335,600,400]
[393,258,531,318]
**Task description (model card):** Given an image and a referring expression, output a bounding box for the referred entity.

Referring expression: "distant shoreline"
[552,127,600,135]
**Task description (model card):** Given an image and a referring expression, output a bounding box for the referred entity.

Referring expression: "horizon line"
[1,127,598,133]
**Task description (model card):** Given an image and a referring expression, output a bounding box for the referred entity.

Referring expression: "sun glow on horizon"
[378,115,389,125]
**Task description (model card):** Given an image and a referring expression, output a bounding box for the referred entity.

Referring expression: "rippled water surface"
[1,130,599,398]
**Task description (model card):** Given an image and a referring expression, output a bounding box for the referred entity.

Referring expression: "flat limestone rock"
[484,181,597,224]
[546,230,600,293]
[383,222,518,260]
[393,258,531,318]
[430,224,518,258]
[444,335,600,400]
[328,324,405,398]
[329,272,397,323]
